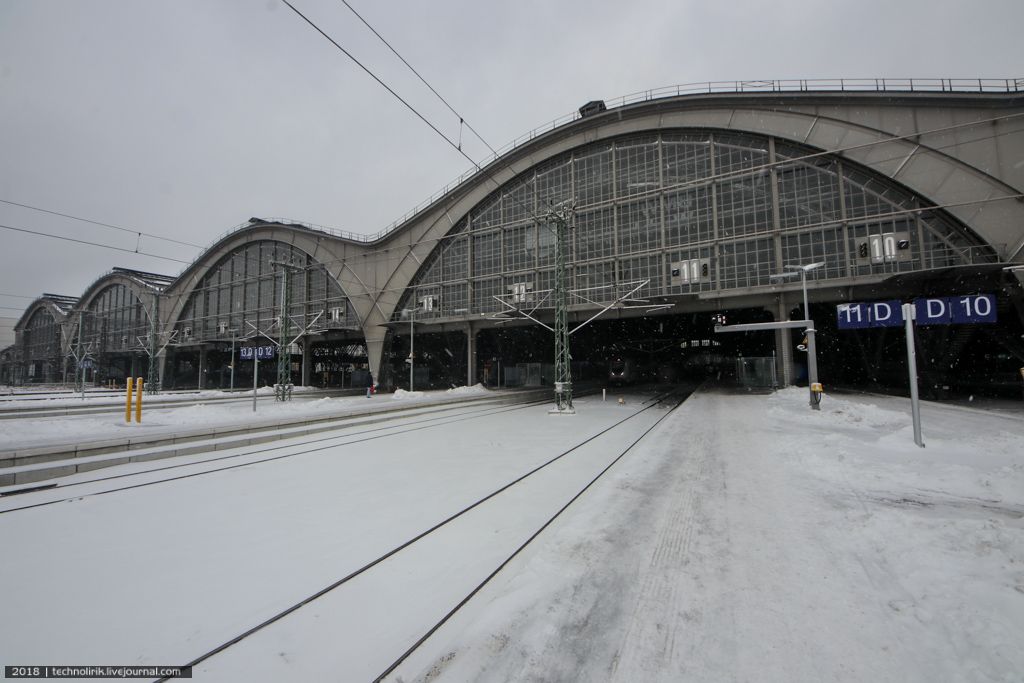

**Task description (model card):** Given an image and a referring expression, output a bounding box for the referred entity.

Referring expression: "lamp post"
[771,261,825,410]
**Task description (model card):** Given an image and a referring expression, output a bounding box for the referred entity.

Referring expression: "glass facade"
[82,284,149,355]
[395,130,986,320]
[23,307,62,366]
[174,240,355,343]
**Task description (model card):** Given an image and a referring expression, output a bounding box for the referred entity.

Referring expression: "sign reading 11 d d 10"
[836,294,997,329]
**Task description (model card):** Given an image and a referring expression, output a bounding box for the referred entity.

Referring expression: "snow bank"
[391,389,425,400]
[445,384,490,396]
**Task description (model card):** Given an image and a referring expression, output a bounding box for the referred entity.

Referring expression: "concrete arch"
[161,222,365,332]
[13,297,75,381]
[76,270,162,315]
[336,91,1023,382]
[14,298,71,333]
[361,92,1023,333]
[366,93,1024,327]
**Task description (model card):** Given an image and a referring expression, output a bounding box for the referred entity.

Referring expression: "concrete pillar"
[775,295,794,387]
[157,349,168,391]
[365,328,387,388]
[301,337,312,387]
[466,322,478,387]
[198,347,207,390]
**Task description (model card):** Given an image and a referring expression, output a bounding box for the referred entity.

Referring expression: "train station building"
[3,79,1023,397]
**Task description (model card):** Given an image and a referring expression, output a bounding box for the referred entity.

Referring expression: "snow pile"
[391,389,425,401]
[445,384,489,396]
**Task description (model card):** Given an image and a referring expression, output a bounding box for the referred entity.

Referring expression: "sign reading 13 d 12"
[836,294,996,329]
[239,345,276,360]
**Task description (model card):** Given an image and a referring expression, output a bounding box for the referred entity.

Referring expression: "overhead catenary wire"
[0,223,192,265]
[337,0,498,157]
[280,0,541,219]
[0,198,204,249]
[282,0,471,165]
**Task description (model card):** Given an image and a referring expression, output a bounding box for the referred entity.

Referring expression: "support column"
[301,337,312,387]
[365,328,387,389]
[775,295,794,387]
[156,350,168,391]
[466,322,478,387]
[198,347,207,390]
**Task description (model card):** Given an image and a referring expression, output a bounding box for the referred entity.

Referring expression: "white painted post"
[252,350,258,413]
[902,303,925,448]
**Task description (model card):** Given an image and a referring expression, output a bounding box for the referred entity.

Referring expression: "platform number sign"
[837,294,996,329]
[916,294,996,325]
[239,345,276,360]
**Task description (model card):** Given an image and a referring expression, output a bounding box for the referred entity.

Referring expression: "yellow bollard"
[125,377,134,423]
[135,376,143,423]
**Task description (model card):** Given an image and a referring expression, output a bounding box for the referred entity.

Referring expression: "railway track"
[0,391,563,513]
[155,387,691,682]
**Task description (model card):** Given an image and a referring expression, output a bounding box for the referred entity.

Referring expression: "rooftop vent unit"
[578,100,607,118]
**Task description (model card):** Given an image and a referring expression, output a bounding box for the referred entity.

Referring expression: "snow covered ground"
[0,385,492,449]
[0,386,1021,682]
[389,388,1024,682]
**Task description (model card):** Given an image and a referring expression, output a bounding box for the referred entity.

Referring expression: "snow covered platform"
[0,387,1021,682]
[0,385,508,486]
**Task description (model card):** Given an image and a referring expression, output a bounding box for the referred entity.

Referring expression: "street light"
[784,261,826,321]
[770,261,826,410]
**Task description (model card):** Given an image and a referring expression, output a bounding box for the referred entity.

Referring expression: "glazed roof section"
[181,77,1024,259]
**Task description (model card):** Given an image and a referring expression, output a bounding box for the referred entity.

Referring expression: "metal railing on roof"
[180,77,1022,266]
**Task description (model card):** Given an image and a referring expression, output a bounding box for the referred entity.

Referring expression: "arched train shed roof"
[344,89,1024,331]
[14,294,78,331]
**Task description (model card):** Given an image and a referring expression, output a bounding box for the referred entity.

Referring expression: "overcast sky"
[0,0,1021,313]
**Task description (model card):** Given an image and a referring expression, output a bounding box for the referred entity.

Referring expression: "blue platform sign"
[836,300,903,329]
[915,294,997,325]
[837,294,996,329]
[239,345,276,360]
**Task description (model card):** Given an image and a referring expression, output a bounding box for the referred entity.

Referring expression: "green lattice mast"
[147,294,160,393]
[273,261,298,401]
[547,201,574,413]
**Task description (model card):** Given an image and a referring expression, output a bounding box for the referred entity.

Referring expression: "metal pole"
[801,270,821,410]
[253,351,258,413]
[77,310,85,400]
[230,331,236,392]
[806,325,820,410]
[801,270,810,321]
[409,311,414,391]
[902,303,925,447]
